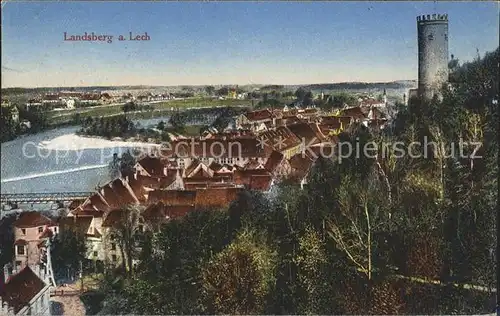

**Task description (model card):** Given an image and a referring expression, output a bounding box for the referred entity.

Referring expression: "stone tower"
[417,13,449,100]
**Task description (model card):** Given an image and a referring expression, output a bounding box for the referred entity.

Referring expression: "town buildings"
[2,97,391,273]
[0,264,51,316]
[12,212,58,271]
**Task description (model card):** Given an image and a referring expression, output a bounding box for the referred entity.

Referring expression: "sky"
[1,1,499,88]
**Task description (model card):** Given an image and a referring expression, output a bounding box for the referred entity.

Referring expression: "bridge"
[0,192,93,205]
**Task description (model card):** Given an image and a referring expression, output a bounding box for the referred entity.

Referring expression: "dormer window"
[38,227,43,233]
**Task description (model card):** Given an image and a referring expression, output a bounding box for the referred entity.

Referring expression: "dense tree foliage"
[51,229,87,281]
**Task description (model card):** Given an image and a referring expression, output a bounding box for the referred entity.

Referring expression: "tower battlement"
[417,14,448,22]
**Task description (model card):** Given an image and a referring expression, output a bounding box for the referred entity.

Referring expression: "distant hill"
[297,80,417,91]
[1,81,417,97]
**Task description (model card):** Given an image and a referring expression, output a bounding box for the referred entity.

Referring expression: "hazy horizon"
[2,1,498,88]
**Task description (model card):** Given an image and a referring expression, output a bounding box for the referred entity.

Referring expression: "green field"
[48,98,253,125]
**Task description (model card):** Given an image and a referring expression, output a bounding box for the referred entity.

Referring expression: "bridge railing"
[0,192,94,203]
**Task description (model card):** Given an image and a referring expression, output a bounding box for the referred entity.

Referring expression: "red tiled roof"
[184,177,235,190]
[288,122,326,145]
[289,153,314,180]
[259,126,302,151]
[81,93,101,101]
[14,239,28,246]
[38,228,53,239]
[244,109,273,121]
[360,99,384,106]
[147,190,197,206]
[136,156,165,177]
[341,107,366,120]
[234,169,271,188]
[0,266,47,314]
[110,178,137,205]
[249,174,273,191]
[194,187,242,209]
[127,176,148,203]
[68,199,86,210]
[100,185,121,209]
[13,212,56,228]
[166,138,266,158]
[320,116,352,128]
[264,151,284,172]
[208,161,223,172]
[101,209,123,228]
[43,94,59,101]
[244,158,264,170]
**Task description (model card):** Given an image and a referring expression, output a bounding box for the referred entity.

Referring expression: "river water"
[1,116,214,194]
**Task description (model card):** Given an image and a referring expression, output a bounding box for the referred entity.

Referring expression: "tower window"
[444,34,448,41]
[428,34,434,40]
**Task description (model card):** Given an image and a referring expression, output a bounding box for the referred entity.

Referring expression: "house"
[100,93,113,104]
[12,212,58,270]
[0,264,51,316]
[41,94,61,105]
[264,150,291,179]
[318,116,352,136]
[164,137,267,169]
[236,109,274,131]
[26,99,42,108]
[2,100,19,123]
[287,122,326,147]
[80,93,101,105]
[59,215,104,262]
[258,126,303,159]
[233,169,274,192]
[288,153,315,189]
[340,106,367,123]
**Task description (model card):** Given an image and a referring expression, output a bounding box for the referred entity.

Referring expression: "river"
[1,115,215,194]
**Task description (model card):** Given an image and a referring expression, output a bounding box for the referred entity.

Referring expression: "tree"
[0,105,17,142]
[169,112,186,133]
[294,87,308,102]
[327,172,390,281]
[200,229,276,314]
[109,205,144,278]
[156,120,166,131]
[216,87,229,97]
[0,214,16,268]
[122,102,137,113]
[51,229,87,281]
[205,85,215,96]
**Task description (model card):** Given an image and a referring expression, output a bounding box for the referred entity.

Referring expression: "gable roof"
[0,266,47,314]
[288,122,326,145]
[13,212,56,229]
[147,190,197,206]
[244,109,273,121]
[340,107,366,120]
[167,138,266,158]
[194,187,242,209]
[264,150,284,172]
[136,156,165,177]
[258,126,302,151]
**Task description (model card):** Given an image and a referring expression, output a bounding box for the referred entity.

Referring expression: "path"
[50,282,86,316]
